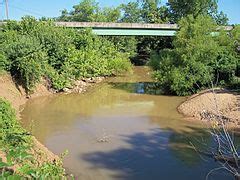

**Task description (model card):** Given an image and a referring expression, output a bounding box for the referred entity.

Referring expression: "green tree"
[120,2,141,23]
[58,0,121,22]
[58,9,70,21]
[1,17,132,92]
[0,53,9,72]
[105,36,137,57]
[149,15,238,95]
[139,0,169,23]
[100,7,121,22]
[167,0,228,24]
[63,0,100,22]
[167,0,217,20]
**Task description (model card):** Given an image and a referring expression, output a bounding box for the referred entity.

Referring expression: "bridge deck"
[55,22,179,30]
[55,22,179,36]
[0,21,233,36]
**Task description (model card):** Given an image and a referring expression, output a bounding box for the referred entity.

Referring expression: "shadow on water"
[21,66,239,180]
[108,82,166,95]
[81,127,232,180]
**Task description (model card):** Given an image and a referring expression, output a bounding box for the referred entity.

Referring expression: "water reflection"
[109,82,164,95]
[21,67,233,180]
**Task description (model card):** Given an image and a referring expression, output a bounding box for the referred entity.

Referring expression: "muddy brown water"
[21,66,232,180]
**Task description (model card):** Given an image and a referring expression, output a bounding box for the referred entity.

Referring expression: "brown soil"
[0,74,52,115]
[0,73,104,169]
[0,73,57,166]
[178,89,240,126]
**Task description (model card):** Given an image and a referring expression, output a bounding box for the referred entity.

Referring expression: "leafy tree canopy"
[149,15,239,95]
[167,0,228,24]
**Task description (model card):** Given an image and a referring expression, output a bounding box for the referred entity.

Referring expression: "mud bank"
[0,73,104,165]
[178,89,240,126]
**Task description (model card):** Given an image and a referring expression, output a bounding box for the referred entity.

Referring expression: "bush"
[0,17,132,92]
[0,98,66,179]
[7,35,48,92]
[149,15,240,95]
[0,53,9,72]
[0,98,30,147]
[59,31,132,78]
[108,57,133,75]
[104,36,138,58]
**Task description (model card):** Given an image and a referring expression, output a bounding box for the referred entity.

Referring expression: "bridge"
[55,22,233,36]
[55,22,178,36]
[0,21,233,36]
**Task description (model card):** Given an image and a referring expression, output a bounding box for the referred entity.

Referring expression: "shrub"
[5,35,48,92]
[0,98,66,179]
[0,17,132,92]
[149,15,240,95]
[0,98,30,147]
[108,57,133,75]
[0,53,9,72]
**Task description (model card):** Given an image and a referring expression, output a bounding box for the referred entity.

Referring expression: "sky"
[0,0,239,24]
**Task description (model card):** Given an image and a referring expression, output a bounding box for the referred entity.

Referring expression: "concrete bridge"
[55,22,233,36]
[55,22,179,36]
[0,21,233,36]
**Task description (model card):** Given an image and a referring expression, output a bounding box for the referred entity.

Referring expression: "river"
[21,66,232,180]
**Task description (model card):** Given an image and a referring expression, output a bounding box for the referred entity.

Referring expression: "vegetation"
[149,15,239,95]
[57,0,229,65]
[0,15,132,179]
[57,0,175,65]
[0,0,239,178]
[0,17,132,93]
[0,98,66,178]
[58,0,227,25]
[167,0,228,25]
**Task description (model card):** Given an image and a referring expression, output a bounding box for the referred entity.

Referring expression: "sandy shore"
[178,89,240,126]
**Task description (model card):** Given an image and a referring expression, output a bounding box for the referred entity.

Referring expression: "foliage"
[105,36,138,57]
[232,25,240,56]
[167,0,228,25]
[149,15,239,95]
[57,0,230,66]
[0,98,66,179]
[139,0,169,23]
[119,2,141,23]
[64,0,100,22]
[58,0,121,22]
[6,35,47,92]
[61,36,133,78]
[58,0,170,24]
[0,98,30,147]
[0,53,9,72]
[0,17,132,92]
[57,0,173,65]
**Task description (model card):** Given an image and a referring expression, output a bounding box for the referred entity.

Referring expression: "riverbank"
[0,73,104,172]
[178,89,240,126]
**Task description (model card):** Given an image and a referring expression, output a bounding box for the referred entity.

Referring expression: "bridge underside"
[91,29,176,36]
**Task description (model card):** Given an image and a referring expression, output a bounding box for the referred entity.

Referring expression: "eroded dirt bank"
[178,89,240,126]
[0,73,104,165]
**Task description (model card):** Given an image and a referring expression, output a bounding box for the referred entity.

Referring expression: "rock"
[63,76,104,94]
[94,77,105,83]
[82,77,94,83]
[63,88,72,94]
[74,80,87,87]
